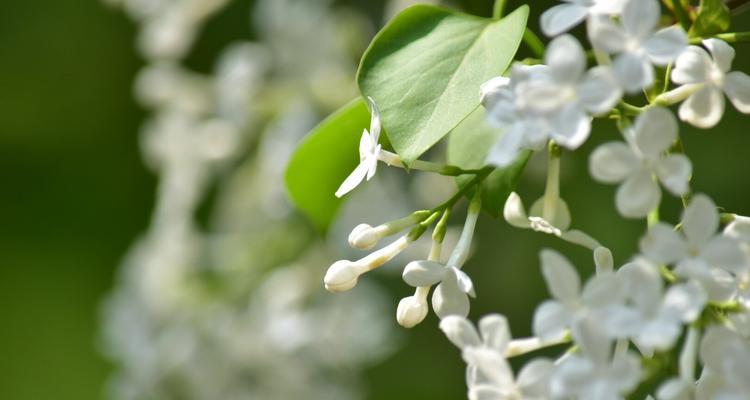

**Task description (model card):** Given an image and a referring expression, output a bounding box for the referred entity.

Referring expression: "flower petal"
[640,223,689,264]
[701,236,747,273]
[479,314,511,351]
[682,194,719,247]
[366,96,381,142]
[402,260,446,287]
[582,273,627,307]
[723,71,750,114]
[614,52,654,93]
[452,267,476,297]
[503,192,531,229]
[462,348,514,388]
[662,280,707,322]
[439,315,481,349]
[633,107,679,157]
[587,15,627,54]
[533,300,571,340]
[589,142,638,183]
[571,315,612,364]
[517,358,554,397]
[540,249,581,303]
[622,0,659,39]
[578,66,622,114]
[433,279,470,319]
[615,168,661,218]
[671,46,712,84]
[546,34,586,83]
[529,196,571,231]
[540,3,589,37]
[334,161,368,197]
[678,84,725,128]
[655,154,692,196]
[704,38,735,73]
[642,26,688,65]
[551,104,591,149]
[486,123,524,167]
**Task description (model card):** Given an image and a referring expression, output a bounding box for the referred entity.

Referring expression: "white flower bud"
[348,223,380,250]
[396,295,428,328]
[324,260,360,293]
[594,246,614,274]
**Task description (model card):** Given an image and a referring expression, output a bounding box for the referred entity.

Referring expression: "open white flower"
[540,0,625,37]
[533,249,626,341]
[483,65,554,167]
[640,194,748,301]
[440,315,554,400]
[587,0,687,93]
[335,96,383,197]
[671,38,750,128]
[551,316,642,400]
[600,258,706,353]
[521,35,621,149]
[403,260,475,318]
[589,107,692,218]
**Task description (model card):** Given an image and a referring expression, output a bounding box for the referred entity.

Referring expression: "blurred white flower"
[696,326,750,398]
[520,35,621,149]
[335,97,384,197]
[600,259,706,353]
[551,316,642,400]
[589,107,692,218]
[671,39,750,128]
[440,315,554,400]
[540,0,625,37]
[588,0,687,93]
[533,249,626,341]
[640,194,748,301]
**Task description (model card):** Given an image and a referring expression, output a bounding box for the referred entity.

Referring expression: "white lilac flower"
[640,194,748,301]
[540,0,626,37]
[671,39,750,128]
[504,192,603,250]
[696,326,750,398]
[533,249,626,341]
[587,0,687,93]
[483,64,554,167]
[440,315,554,400]
[402,260,476,318]
[520,35,621,149]
[335,97,384,198]
[589,107,692,218]
[600,258,706,354]
[551,316,642,400]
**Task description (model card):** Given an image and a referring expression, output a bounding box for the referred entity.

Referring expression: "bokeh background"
[1,0,749,399]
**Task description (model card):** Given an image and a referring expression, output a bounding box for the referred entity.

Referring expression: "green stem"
[492,0,507,19]
[433,167,493,212]
[523,28,546,59]
[689,31,750,44]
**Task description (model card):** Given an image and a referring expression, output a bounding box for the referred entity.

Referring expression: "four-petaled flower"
[671,38,750,128]
[589,107,692,218]
[587,0,687,93]
[640,194,748,301]
[402,259,476,318]
[335,96,383,198]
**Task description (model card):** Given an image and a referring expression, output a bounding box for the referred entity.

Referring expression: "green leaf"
[690,0,731,37]
[447,106,530,217]
[357,5,528,164]
[285,98,370,231]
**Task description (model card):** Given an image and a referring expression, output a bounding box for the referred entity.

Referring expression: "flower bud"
[396,295,428,328]
[324,260,360,293]
[348,223,380,250]
[479,76,510,110]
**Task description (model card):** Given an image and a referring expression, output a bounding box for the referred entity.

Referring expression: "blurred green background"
[1,0,749,399]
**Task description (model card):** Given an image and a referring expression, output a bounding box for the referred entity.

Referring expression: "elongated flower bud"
[348,223,380,250]
[324,260,360,292]
[396,293,428,328]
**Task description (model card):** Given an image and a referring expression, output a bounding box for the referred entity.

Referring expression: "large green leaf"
[357,5,528,164]
[447,106,530,217]
[690,0,730,37]
[285,98,369,231]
